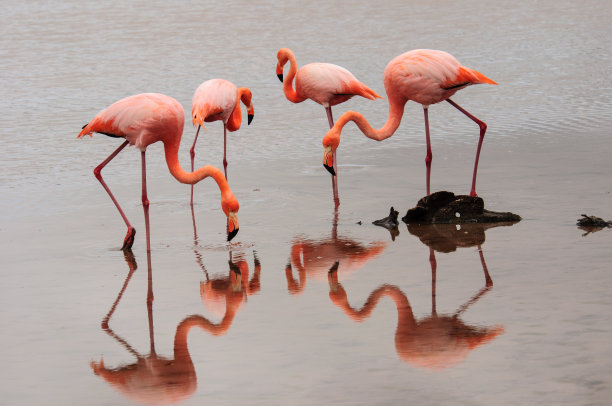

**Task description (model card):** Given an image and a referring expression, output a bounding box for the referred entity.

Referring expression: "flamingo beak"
[276,63,284,82]
[323,145,336,176]
[247,114,254,125]
[227,211,239,242]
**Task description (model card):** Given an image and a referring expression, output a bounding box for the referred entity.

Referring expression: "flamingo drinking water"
[322,49,497,197]
[78,93,240,251]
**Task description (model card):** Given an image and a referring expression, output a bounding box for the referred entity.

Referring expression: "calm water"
[2,0,612,405]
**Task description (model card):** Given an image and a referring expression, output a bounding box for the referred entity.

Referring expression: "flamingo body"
[192,78,253,129]
[78,93,239,248]
[322,49,497,197]
[80,93,184,151]
[384,49,496,106]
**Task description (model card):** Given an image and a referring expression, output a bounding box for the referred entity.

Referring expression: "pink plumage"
[276,47,382,206]
[322,49,497,198]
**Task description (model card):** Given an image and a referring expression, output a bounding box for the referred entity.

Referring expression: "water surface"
[1,1,612,405]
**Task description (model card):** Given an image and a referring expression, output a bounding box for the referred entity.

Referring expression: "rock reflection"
[91,246,259,404]
[328,222,515,369]
[285,209,385,294]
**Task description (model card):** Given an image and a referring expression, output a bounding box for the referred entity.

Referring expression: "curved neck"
[163,140,230,193]
[335,99,405,142]
[174,311,237,354]
[281,51,305,103]
[334,284,416,327]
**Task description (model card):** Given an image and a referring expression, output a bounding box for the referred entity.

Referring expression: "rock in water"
[402,191,521,224]
[373,207,400,240]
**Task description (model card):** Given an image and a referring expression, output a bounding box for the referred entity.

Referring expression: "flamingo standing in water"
[276,48,381,205]
[322,49,497,197]
[78,93,240,251]
[191,79,254,204]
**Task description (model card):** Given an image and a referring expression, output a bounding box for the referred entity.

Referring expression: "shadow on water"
[284,208,386,294]
[90,241,261,404]
[327,222,517,369]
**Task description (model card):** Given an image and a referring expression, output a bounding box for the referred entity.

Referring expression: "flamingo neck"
[282,51,306,103]
[331,99,405,145]
[175,312,237,350]
[163,140,230,193]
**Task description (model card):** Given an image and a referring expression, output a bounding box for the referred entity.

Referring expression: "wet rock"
[373,207,400,241]
[401,191,521,224]
[577,214,612,236]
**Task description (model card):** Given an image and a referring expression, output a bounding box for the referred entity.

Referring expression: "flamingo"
[276,47,382,205]
[78,93,240,251]
[191,79,254,204]
[322,49,497,197]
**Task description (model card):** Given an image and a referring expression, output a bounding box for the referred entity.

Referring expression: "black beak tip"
[323,163,336,177]
[247,114,254,125]
[277,73,284,83]
[227,227,239,242]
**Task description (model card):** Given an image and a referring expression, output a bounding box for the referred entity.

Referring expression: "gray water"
[2,1,612,405]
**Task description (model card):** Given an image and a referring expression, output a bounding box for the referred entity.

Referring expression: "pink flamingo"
[276,47,382,205]
[322,49,497,197]
[191,79,254,204]
[78,93,240,251]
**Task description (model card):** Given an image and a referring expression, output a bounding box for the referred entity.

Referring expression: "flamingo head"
[221,192,240,242]
[276,50,288,82]
[238,87,255,125]
[247,103,254,125]
[322,128,340,176]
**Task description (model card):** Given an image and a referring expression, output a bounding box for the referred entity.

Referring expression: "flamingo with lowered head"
[78,93,240,251]
[276,47,382,205]
[190,79,254,204]
[322,49,497,197]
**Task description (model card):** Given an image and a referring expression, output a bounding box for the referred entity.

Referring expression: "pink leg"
[446,99,487,197]
[93,140,136,250]
[478,244,493,287]
[429,247,437,316]
[423,107,432,196]
[141,151,151,253]
[190,126,201,205]
[325,107,339,207]
[223,124,228,180]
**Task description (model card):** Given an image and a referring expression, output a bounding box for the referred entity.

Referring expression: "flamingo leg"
[189,126,201,205]
[423,107,432,196]
[223,123,228,180]
[93,140,136,250]
[141,151,151,253]
[429,247,437,316]
[325,106,340,207]
[453,244,493,317]
[446,98,487,197]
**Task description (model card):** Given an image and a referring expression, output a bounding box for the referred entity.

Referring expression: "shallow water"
[2,0,612,405]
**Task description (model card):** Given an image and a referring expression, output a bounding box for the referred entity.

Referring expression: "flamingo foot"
[121,227,136,250]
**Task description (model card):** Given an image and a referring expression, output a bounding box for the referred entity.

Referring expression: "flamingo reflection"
[285,209,385,294]
[191,205,261,321]
[328,222,514,369]
[90,248,254,404]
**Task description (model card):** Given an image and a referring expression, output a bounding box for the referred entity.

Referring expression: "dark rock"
[577,214,612,236]
[402,191,521,224]
[373,207,400,241]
